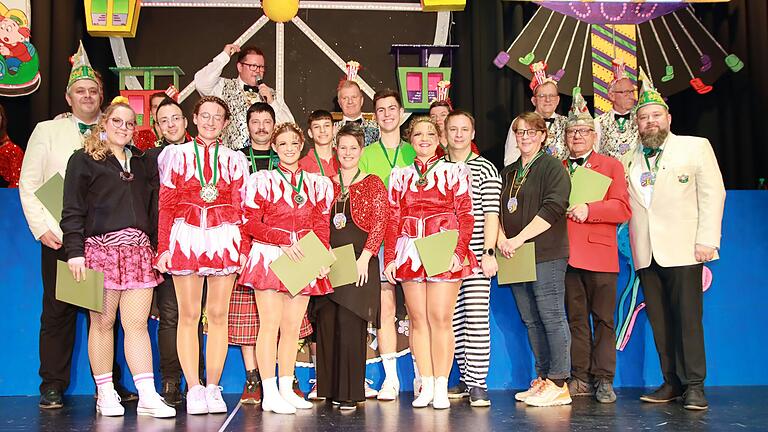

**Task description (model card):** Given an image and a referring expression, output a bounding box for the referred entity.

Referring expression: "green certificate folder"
[269,231,336,296]
[55,261,104,312]
[328,244,358,288]
[34,173,65,223]
[414,230,459,277]
[569,166,612,207]
[496,242,537,285]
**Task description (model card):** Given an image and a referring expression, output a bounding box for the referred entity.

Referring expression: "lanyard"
[313,148,329,176]
[515,150,544,183]
[338,168,361,197]
[193,137,219,187]
[276,166,305,195]
[379,141,401,169]
[248,146,275,172]
[643,148,664,173]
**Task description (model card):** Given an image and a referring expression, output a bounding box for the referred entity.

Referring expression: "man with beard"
[624,76,725,411]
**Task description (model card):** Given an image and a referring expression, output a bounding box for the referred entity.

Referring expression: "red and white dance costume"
[156,139,249,276]
[239,165,335,295]
[384,156,479,282]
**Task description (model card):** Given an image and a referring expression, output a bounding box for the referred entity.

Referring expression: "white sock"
[381,353,399,383]
[278,376,297,397]
[262,377,280,399]
[133,373,156,400]
[94,372,113,392]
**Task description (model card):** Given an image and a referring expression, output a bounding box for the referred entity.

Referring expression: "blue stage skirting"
[1,189,766,396]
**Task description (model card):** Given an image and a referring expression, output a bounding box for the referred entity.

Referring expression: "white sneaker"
[364,379,378,399]
[377,379,399,401]
[525,379,572,407]
[261,377,296,415]
[432,377,449,410]
[137,392,176,418]
[413,378,422,398]
[186,385,208,415]
[412,376,434,408]
[307,381,324,401]
[205,385,228,414]
[279,377,313,409]
[96,385,125,417]
[515,377,546,402]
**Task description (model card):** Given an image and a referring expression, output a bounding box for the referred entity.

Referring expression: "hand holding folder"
[414,230,459,277]
[269,231,336,296]
[496,242,537,285]
[328,244,358,288]
[34,173,65,223]
[55,261,104,312]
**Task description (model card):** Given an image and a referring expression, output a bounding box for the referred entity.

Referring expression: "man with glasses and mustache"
[194,44,295,149]
[594,59,640,159]
[624,78,725,411]
[504,61,568,166]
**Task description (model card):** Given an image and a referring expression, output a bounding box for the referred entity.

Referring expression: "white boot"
[412,376,434,408]
[432,376,450,409]
[96,383,125,417]
[186,385,208,415]
[261,377,296,414]
[205,384,228,414]
[137,391,176,418]
[279,376,313,409]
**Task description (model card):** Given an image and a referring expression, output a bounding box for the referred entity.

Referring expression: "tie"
[349,118,363,125]
[243,84,259,93]
[615,113,631,121]
[569,157,585,166]
[78,122,95,135]
[642,146,660,158]
[544,118,555,126]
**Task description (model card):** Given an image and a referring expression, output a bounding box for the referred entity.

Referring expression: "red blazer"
[565,152,631,273]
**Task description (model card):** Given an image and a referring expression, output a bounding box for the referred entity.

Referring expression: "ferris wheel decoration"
[495,1,744,115]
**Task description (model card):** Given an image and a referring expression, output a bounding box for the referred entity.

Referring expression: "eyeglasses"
[535,94,559,100]
[611,90,635,96]
[198,112,225,123]
[514,129,543,138]
[157,115,184,126]
[239,62,265,71]
[565,129,593,138]
[109,117,136,130]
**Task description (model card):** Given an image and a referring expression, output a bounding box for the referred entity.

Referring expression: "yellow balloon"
[262,0,299,23]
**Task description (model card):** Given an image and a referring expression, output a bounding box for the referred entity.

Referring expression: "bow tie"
[244,84,260,93]
[642,146,661,158]
[347,118,363,125]
[78,122,95,135]
[544,118,555,125]
[615,113,631,121]
[569,157,585,166]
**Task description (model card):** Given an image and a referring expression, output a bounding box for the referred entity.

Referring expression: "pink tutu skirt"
[85,228,163,290]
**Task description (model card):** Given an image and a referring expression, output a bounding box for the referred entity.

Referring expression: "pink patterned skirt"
[85,228,164,291]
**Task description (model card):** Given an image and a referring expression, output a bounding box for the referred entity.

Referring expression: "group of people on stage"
[17,43,725,420]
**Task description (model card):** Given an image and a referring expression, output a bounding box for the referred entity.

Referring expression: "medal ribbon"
[414,158,440,185]
[248,146,275,172]
[193,137,219,188]
[338,168,362,197]
[642,147,664,174]
[277,166,305,196]
[379,141,401,169]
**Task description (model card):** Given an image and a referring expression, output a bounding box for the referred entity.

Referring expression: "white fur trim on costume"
[158,142,249,189]
[244,169,335,210]
[169,219,241,263]
[388,161,471,203]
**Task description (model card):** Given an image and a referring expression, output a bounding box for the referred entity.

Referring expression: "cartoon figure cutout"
[0,1,40,96]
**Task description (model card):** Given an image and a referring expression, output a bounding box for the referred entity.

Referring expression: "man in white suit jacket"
[625,84,725,411]
[18,43,110,409]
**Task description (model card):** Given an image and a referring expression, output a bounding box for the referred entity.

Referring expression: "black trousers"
[155,275,205,383]
[39,245,126,393]
[314,296,368,402]
[638,259,706,388]
[565,266,617,382]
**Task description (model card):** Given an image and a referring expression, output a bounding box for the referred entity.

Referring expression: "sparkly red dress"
[0,138,23,188]
[156,138,249,276]
[384,156,479,281]
[239,165,335,296]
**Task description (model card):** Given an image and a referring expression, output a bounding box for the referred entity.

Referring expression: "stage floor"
[1,387,766,431]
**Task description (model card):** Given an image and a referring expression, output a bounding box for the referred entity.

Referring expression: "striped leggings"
[452,274,491,389]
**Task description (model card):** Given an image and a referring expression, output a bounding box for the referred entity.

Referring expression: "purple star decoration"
[535,1,687,24]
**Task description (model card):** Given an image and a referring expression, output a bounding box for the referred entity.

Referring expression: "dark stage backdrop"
[1,0,765,188]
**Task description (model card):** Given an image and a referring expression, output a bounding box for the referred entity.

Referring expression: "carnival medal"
[200,184,219,203]
[640,172,656,187]
[333,213,347,230]
[507,197,518,214]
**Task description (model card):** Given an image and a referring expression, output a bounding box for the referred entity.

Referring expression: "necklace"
[506,150,544,213]
[117,147,134,182]
[333,168,361,229]
[277,166,306,204]
[414,158,440,187]
[193,137,220,203]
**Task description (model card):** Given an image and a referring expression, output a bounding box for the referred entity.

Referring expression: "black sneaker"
[469,387,491,407]
[640,383,682,403]
[339,400,357,411]
[595,379,616,404]
[39,389,63,409]
[162,380,182,406]
[447,381,469,399]
[682,386,708,411]
[567,377,594,397]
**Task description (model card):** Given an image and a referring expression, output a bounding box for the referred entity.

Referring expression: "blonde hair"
[270,122,305,146]
[83,102,135,160]
[406,115,441,141]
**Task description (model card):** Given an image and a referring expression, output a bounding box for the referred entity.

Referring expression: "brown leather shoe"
[640,383,682,403]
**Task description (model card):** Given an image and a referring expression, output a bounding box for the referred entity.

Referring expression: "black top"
[145,140,173,247]
[240,146,278,174]
[61,146,153,260]
[500,152,570,263]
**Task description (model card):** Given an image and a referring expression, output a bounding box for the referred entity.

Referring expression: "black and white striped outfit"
[452,155,502,389]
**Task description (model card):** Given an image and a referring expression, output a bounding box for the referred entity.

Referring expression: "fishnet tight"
[89,289,153,375]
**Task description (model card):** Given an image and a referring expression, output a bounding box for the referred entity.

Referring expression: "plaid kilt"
[228,284,313,345]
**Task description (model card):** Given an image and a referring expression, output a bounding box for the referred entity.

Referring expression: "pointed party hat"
[565,88,594,129]
[636,67,668,111]
[67,41,98,89]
